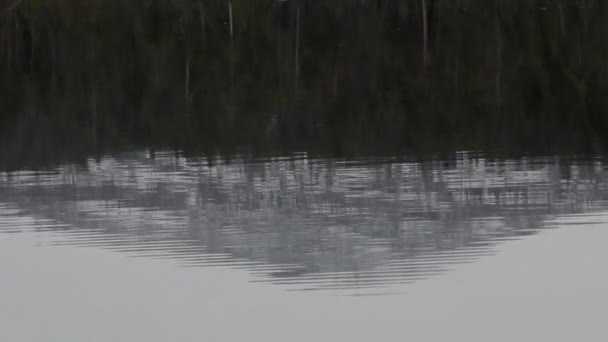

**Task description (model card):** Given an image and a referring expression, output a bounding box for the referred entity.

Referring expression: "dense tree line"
[0,0,607,168]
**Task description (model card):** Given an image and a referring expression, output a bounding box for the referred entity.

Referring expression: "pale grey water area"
[1,151,608,341]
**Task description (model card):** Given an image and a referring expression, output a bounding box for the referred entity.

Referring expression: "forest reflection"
[2,152,608,291]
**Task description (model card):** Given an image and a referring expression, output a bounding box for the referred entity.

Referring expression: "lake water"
[1,151,608,341]
[2,2,608,339]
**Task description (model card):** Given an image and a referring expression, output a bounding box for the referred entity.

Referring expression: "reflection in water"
[1,152,607,292]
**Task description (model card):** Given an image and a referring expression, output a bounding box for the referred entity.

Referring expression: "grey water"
[3,1,608,340]
[2,152,608,341]
[0,151,605,288]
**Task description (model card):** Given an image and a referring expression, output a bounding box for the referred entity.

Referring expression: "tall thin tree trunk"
[558,0,566,36]
[228,0,234,92]
[50,31,56,89]
[421,0,429,68]
[180,15,191,102]
[294,7,300,91]
[495,4,502,105]
[91,86,97,150]
[185,54,190,101]
[228,0,234,43]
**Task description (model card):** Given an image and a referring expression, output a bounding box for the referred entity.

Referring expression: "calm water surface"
[1,152,608,291]
[1,151,608,341]
[3,2,608,340]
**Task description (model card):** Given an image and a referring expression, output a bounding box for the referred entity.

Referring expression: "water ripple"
[1,152,607,293]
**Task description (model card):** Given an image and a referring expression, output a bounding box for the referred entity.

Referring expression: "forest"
[0,0,607,168]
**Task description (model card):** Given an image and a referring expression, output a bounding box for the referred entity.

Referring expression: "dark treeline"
[1,0,608,168]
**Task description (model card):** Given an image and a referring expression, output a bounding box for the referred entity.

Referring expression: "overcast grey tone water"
[3,2,608,340]
[2,151,608,341]
[1,152,607,291]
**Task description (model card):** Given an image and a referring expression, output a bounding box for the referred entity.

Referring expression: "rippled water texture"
[1,151,607,295]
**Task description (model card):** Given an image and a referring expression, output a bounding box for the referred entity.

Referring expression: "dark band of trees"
[0,1,607,168]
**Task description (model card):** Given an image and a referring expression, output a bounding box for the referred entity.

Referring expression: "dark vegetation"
[1,0,608,168]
